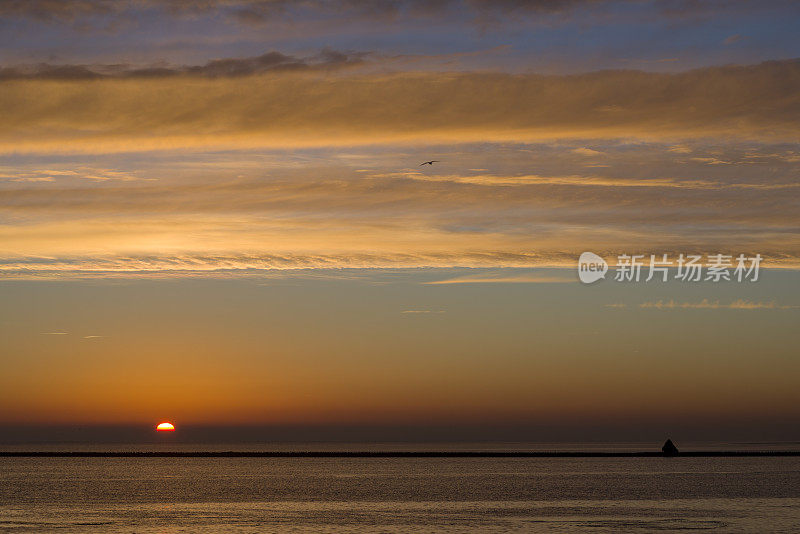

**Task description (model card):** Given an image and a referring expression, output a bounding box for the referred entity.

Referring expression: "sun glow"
[156,422,175,431]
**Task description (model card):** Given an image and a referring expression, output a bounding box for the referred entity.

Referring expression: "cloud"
[668,144,692,154]
[6,176,55,183]
[0,252,578,277]
[571,147,603,156]
[4,0,793,29]
[1,59,798,154]
[1,252,797,279]
[3,168,794,220]
[401,310,446,313]
[723,34,743,45]
[394,172,800,190]
[0,0,638,25]
[690,157,731,165]
[0,0,114,21]
[424,272,575,284]
[0,49,366,81]
[640,299,799,310]
[1,153,799,279]
[40,332,69,335]
[0,167,140,182]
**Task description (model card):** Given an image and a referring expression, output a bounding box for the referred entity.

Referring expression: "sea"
[1,442,799,533]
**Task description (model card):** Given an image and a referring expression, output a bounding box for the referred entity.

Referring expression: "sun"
[156,422,175,432]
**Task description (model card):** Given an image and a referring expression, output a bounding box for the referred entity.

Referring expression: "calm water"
[1,455,799,532]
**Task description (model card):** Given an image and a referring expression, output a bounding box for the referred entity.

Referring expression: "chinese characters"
[613,254,761,282]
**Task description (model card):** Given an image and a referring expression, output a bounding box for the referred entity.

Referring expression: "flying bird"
[419,160,439,166]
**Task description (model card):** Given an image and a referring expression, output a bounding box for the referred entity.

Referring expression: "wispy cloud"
[2,60,799,154]
[0,49,366,81]
[4,0,789,30]
[1,156,798,278]
[0,0,694,26]
[424,273,574,284]
[0,253,580,278]
[640,299,799,310]
[0,167,141,182]
[393,172,800,190]
[571,147,604,156]
[723,34,744,45]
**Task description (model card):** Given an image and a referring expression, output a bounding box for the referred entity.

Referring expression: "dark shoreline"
[2,451,799,458]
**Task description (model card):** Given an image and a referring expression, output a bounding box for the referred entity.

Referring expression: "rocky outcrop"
[662,439,679,456]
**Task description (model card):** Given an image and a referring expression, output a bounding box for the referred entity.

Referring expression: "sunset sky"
[1,0,799,442]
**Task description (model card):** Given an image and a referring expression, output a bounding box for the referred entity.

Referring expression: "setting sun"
[156,422,175,432]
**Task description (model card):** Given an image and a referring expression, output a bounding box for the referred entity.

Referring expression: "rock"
[662,439,679,456]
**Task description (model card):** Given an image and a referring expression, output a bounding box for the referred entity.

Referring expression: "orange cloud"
[1,61,799,154]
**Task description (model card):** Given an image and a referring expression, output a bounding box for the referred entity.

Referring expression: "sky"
[0,0,799,443]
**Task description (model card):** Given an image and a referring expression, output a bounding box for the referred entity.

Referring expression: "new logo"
[578,252,608,284]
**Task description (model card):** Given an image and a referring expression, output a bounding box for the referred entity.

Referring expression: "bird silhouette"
[419,160,439,166]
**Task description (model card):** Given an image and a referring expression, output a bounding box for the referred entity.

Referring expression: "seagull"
[419,160,439,166]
